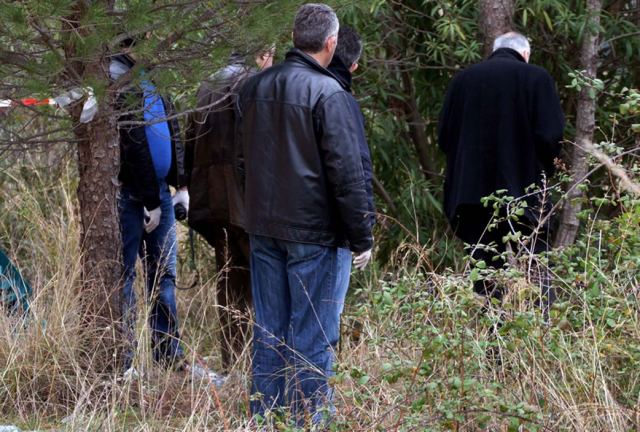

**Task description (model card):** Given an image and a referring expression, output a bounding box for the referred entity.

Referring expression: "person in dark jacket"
[184,48,274,374]
[327,26,375,229]
[438,32,564,306]
[236,3,373,424]
[110,39,188,374]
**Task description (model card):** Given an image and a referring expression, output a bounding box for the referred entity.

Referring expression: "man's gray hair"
[293,3,339,54]
[493,32,531,53]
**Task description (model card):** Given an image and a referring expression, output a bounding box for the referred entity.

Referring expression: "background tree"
[0,1,639,428]
[555,0,604,247]
[0,0,299,363]
[479,0,515,55]
[337,0,639,267]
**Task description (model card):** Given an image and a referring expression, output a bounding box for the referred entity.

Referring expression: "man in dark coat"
[438,32,564,305]
[184,48,274,374]
[327,25,375,229]
[236,3,373,424]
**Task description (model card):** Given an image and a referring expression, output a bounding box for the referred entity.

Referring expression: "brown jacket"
[185,61,252,246]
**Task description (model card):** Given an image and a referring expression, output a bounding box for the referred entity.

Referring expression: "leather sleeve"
[533,73,565,176]
[183,108,196,189]
[165,97,187,188]
[117,90,161,210]
[317,91,373,253]
[234,90,246,195]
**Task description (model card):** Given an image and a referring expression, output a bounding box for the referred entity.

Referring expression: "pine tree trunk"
[75,101,121,313]
[74,89,122,367]
[479,0,515,56]
[555,0,602,248]
[60,2,122,371]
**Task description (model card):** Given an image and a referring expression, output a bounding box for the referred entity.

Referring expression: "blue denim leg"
[142,184,183,365]
[250,235,290,416]
[118,184,183,369]
[285,243,351,424]
[248,235,352,424]
[119,188,145,370]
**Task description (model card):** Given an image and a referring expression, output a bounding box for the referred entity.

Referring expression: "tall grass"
[0,154,639,431]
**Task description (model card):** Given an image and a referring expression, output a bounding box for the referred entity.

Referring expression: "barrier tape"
[0,88,97,123]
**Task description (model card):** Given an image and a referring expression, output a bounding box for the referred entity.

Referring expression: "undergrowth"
[0,154,639,431]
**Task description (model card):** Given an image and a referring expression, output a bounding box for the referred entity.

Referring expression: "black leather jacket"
[236,49,373,253]
[112,54,186,210]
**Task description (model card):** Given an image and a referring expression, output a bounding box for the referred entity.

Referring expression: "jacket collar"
[488,48,526,63]
[327,55,352,93]
[112,53,136,68]
[285,48,340,81]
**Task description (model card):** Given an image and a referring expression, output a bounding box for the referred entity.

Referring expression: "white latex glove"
[143,206,162,233]
[353,249,372,270]
[172,188,190,212]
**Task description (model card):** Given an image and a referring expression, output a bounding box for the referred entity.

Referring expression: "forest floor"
[1,161,639,431]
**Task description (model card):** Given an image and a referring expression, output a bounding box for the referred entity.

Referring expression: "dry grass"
[1,157,639,431]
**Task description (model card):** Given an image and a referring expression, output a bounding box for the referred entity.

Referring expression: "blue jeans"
[119,183,183,368]
[249,235,352,424]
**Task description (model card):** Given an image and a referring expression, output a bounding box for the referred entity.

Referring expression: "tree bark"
[73,86,122,371]
[479,0,515,56]
[74,100,121,313]
[399,69,438,179]
[555,0,603,248]
[64,2,122,370]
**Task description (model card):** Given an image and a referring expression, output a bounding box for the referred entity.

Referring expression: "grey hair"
[293,3,339,54]
[492,32,531,53]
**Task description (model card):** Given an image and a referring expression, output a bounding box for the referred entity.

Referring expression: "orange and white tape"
[0,87,97,123]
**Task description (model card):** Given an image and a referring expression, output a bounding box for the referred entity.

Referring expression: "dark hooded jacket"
[236,48,373,253]
[327,56,376,228]
[438,48,564,230]
[184,60,253,245]
[111,54,186,211]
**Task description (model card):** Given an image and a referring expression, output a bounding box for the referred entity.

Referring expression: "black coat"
[327,56,376,229]
[438,48,564,231]
[185,61,253,242]
[112,54,186,211]
[236,49,373,253]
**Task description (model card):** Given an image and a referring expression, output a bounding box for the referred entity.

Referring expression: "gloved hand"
[353,249,372,270]
[144,206,162,233]
[172,187,190,212]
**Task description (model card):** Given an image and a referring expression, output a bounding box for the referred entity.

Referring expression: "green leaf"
[620,103,629,115]
[470,268,480,282]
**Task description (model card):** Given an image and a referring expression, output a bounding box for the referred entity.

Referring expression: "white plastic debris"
[185,363,228,388]
[79,88,98,123]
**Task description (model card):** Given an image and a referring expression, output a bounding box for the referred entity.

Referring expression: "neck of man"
[305,51,331,68]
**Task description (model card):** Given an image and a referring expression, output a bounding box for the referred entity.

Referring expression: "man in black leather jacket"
[236,3,373,425]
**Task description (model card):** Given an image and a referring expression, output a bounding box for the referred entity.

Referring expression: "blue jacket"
[110,54,186,210]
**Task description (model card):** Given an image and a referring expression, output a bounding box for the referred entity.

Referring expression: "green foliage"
[1,2,639,430]
[331,0,640,268]
[338,199,640,430]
